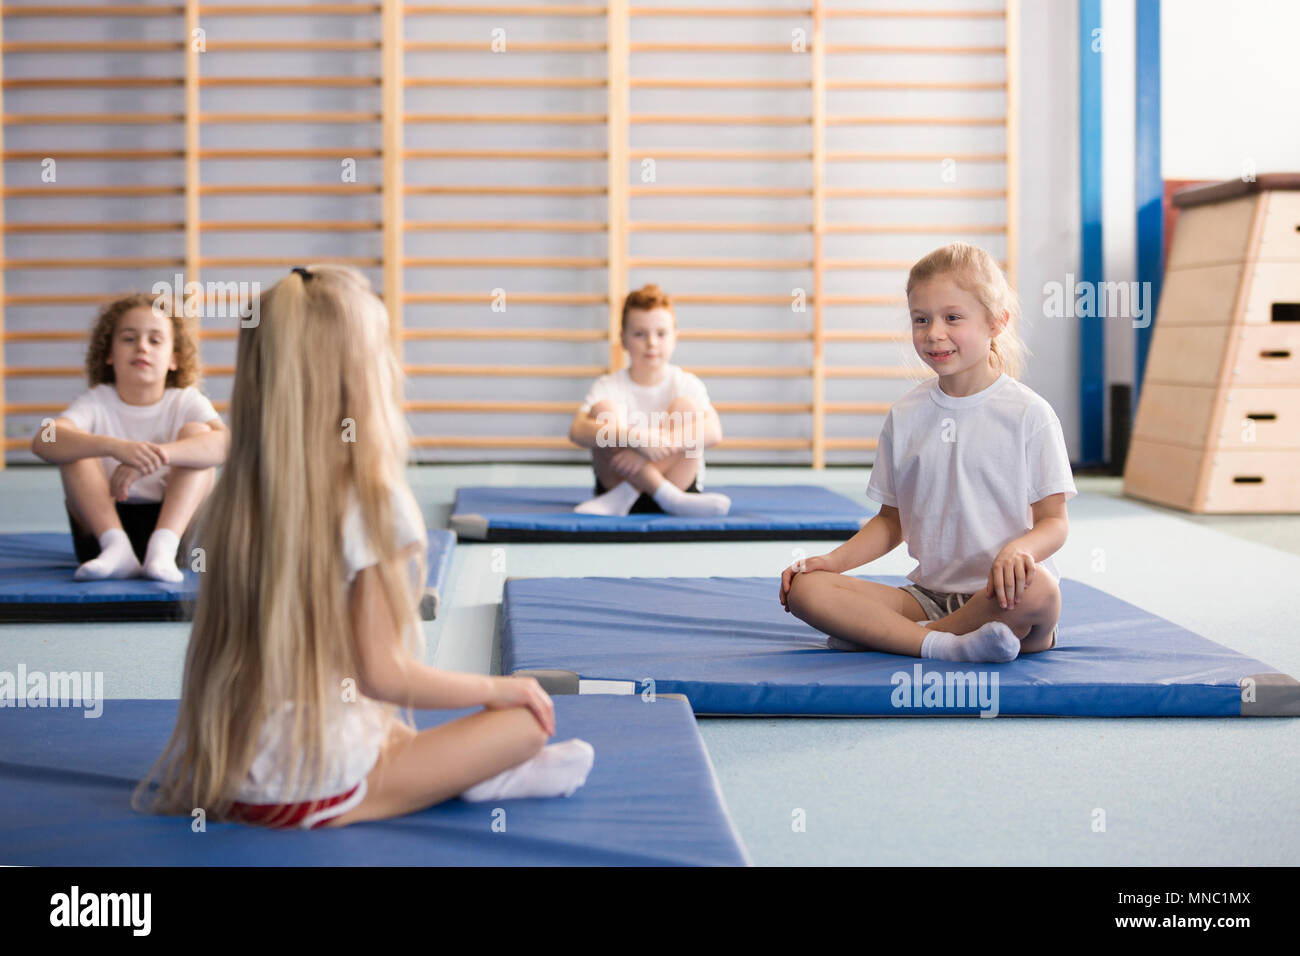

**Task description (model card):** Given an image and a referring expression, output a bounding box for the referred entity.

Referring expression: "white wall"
[1162,0,1300,180]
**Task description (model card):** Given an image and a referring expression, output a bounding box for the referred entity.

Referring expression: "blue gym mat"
[0,695,749,866]
[502,576,1300,717]
[0,530,457,623]
[450,484,874,541]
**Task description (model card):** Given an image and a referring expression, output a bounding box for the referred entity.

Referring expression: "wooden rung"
[629,186,811,197]
[5,257,185,269]
[822,295,908,306]
[404,256,608,268]
[405,4,606,16]
[405,41,606,52]
[402,329,607,342]
[629,43,809,53]
[826,151,1006,162]
[2,221,183,234]
[824,366,922,378]
[3,186,182,198]
[403,293,608,305]
[405,185,606,196]
[405,149,607,160]
[689,366,812,378]
[201,76,381,88]
[631,114,811,126]
[408,77,606,89]
[409,436,813,450]
[629,149,811,161]
[632,220,810,233]
[824,8,1004,18]
[198,256,383,267]
[826,115,1005,126]
[823,330,908,342]
[405,364,607,378]
[824,222,1006,234]
[406,400,578,413]
[202,220,380,232]
[1,4,185,16]
[199,4,382,16]
[1,42,183,52]
[825,44,1006,55]
[3,149,184,160]
[631,78,810,89]
[630,5,811,16]
[202,148,383,159]
[822,438,881,450]
[823,258,940,270]
[826,187,1006,198]
[199,184,381,195]
[826,80,1006,90]
[824,402,894,413]
[1,294,118,306]
[205,41,380,51]
[672,294,814,305]
[405,112,606,125]
[3,77,183,89]
[627,257,813,269]
[200,112,383,124]
[6,365,235,378]
[4,113,184,125]
[405,220,607,232]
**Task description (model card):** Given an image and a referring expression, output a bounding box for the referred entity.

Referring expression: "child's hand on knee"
[113,438,168,475]
[109,464,143,502]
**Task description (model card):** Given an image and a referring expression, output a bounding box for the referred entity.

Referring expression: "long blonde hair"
[135,264,425,824]
[903,241,1029,381]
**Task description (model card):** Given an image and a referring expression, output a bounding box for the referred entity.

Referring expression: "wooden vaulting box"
[1125,174,1300,513]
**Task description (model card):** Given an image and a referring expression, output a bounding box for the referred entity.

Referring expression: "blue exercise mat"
[0,530,456,623]
[0,695,749,867]
[502,576,1300,717]
[450,484,874,541]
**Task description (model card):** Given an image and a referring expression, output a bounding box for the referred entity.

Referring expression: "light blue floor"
[2,463,1298,865]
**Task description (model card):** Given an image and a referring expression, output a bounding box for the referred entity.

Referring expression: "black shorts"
[67,500,170,565]
[593,473,701,514]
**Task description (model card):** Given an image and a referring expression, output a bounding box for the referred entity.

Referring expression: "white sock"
[141,528,183,583]
[74,527,142,581]
[650,480,731,517]
[574,481,641,516]
[921,621,1020,663]
[460,739,595,802]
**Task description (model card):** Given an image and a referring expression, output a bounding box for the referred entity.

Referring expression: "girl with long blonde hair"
[136,265,592,829]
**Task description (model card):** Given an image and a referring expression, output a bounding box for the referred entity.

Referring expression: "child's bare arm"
[161,419,230,469]
[30,418,162,469]
[349,547,554,732]
[821,505,904,572]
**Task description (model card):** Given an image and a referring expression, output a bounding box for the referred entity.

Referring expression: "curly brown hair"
[620,283,674,334]
[85,293,201,389]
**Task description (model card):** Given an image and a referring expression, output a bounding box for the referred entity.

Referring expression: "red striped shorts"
[229,779,367,830]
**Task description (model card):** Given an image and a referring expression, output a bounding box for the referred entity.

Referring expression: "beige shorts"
[901,582,1058,649]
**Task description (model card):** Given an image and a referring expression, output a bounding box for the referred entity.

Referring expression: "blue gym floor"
[2,463,1297,866]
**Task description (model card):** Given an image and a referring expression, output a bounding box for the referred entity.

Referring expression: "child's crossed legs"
[786,567,1060,661]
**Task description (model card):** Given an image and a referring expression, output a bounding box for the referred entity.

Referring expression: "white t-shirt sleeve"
[59,390,101,432]
[341,487,428,584]
[1026,414,1077,504]
[578,374,618,415]
[865,412,898,507]
[179,387,221,428]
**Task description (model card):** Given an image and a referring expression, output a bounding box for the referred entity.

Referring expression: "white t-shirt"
[865,372,1077,594]
[579,365,714,485]
[59,384,221,503]
[234,483,427,805]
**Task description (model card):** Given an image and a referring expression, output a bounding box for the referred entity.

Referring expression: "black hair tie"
[291,266,313,281]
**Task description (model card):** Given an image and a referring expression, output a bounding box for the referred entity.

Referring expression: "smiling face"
[107,305,177,389]
[622,306,676,373]
[909,274,1005,389]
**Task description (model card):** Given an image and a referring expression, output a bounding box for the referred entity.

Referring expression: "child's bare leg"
[155,423,217,535]
[923,569,1061,654]
[786,571,931,655]
[61,457,142,579]
[140,422,216,581]
[61,455,123,539]
[326,707,555,826]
